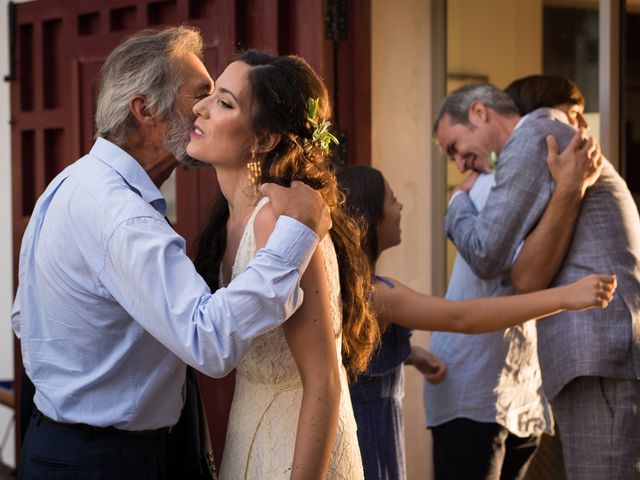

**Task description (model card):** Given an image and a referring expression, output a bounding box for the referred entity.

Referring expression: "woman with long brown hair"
[188,50,377,479]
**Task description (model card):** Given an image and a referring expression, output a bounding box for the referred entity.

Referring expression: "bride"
[187,50,377,479]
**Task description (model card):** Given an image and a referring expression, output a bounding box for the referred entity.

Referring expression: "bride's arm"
[282,248,341,479]
[255,204,340,479]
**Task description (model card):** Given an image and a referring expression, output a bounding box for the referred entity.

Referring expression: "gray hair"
[95,26,203,146]
[432,83,519,136]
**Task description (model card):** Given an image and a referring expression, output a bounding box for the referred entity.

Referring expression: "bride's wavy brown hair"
[193,50,379,377]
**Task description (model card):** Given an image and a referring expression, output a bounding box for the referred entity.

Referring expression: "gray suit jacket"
[445,108,640,399]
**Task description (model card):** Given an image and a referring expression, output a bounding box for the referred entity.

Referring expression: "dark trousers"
[19,411,168,479]
[19,370,36,445]
[431,418,540,480]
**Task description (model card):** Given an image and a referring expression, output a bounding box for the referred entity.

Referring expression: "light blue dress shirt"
[425,173,552,437]
[11,137,318,431]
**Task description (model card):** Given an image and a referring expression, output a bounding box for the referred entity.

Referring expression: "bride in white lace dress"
[187,50,379,479]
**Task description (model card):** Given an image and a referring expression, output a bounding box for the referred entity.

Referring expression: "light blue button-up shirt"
[11,137,318,430]
[426,173,552,436]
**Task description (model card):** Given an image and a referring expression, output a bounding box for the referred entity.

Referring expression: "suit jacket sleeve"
[445,118,575,279]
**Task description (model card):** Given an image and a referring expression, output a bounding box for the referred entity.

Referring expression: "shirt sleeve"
[99,214,318,377]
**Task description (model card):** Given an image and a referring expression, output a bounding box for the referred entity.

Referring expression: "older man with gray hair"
[12,26,330,479]
[433,83,640,479]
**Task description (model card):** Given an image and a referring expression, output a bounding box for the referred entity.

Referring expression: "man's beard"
[163,111,209,168]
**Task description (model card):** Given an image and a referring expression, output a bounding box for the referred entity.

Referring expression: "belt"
[34,410,170,439]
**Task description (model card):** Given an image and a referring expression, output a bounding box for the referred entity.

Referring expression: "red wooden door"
[10,0,370,467]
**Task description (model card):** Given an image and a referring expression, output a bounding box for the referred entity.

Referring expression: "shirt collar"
[90,137,167,214]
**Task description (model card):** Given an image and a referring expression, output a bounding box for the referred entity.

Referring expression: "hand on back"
[546,130,603,197]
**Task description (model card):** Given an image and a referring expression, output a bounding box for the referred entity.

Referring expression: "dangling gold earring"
[246,150,262,187]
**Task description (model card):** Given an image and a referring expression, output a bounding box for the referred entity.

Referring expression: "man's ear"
[129,96,156,127]
[255,133,282,155]
[468,100,488,126]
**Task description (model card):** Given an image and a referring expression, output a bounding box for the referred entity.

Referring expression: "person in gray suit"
[433,83,640,479]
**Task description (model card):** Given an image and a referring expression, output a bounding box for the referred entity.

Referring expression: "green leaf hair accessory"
[306,97,339,153]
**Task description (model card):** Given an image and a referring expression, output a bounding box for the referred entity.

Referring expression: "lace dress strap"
[219,197,270,288]
[231,197,270,280]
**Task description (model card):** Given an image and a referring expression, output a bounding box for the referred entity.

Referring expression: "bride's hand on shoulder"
[253,200,278,249]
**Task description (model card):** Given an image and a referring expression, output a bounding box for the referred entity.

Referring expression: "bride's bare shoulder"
[253,198,277,248]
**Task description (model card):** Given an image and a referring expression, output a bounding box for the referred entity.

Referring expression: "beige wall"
[448,0,543,89]
[371,1,435,478]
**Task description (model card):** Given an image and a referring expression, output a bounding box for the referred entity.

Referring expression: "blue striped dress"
[349,275,412,479]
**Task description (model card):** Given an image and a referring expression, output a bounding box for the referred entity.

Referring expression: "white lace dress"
[219,197,363,480]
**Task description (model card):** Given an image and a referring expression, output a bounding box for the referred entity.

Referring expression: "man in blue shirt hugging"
[11,26,330,479]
